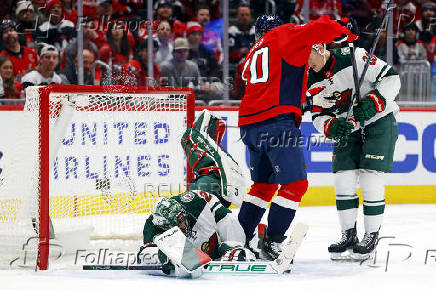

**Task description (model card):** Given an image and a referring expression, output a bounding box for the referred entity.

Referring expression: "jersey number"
[242,47,270,84]
[363,52,377,65]
[199,190,212,202]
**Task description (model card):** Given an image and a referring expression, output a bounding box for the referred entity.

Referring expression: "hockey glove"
[335,17,359,43]
[304,86,325,113]
[221,247,256,262]
[325,117,354,139]
[353,91,386,122]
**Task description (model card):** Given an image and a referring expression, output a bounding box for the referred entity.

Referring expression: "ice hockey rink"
[1,203,435,290]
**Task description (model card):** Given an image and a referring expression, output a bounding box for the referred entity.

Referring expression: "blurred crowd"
[0,0,435,103]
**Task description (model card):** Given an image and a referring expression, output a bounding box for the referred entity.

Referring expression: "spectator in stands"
[61,0,78,25]
[187,22,220,79]
[63,19,99,69]
[417,2,436,48]
[229,3,255,64]
[0,20,38,79]
[159,0,188,22]
[195,5,222,63]
[99,21,132,67]
[292,0,341,24]
[155,20,174,66]
[156,0,186,37]
[340,0,373,31]
[180,0,221,21]
[397,22,428,64]
[187,21,223,100]
[394,0,418,35]
[139,0,186,39]
[59,49,95,85]
[35,0,76,51]
[21,44,63,88]
[122,38,161,86]
[90,0,114,48]
[14,0,36,48]
[160,37,201,88]
[0,55,23,99]
[83,0,100,19]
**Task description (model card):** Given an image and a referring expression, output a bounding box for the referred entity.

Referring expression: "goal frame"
[35,85,195,270]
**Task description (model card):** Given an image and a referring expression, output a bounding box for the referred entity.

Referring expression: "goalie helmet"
[254,14,283,41]
[152,197,191,236]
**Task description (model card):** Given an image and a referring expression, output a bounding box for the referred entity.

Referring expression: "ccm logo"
[365,154,385,160]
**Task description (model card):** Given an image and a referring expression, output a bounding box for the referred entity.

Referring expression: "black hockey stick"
[83,264,171,270]
[346,0,394,122]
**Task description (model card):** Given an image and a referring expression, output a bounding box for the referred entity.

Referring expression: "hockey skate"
[351,230,379,261]
[328,226,358,261]
[261,234,286,261]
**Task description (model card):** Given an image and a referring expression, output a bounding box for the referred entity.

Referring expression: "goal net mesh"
[0,85,193,269]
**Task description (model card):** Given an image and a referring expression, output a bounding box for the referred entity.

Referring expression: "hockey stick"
[83,223,309,275]
[346,0,393,122]
[83,261,279,274]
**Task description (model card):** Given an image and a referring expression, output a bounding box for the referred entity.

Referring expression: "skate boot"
[328,226,358,260]
[352,230,379,261]
[261,234,286,261]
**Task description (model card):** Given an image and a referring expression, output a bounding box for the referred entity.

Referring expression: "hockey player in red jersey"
[237,14,359,260]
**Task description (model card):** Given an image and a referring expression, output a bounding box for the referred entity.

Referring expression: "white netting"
[0,86,192,269]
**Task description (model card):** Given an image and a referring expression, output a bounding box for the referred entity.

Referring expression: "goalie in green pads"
[138,110,254,277]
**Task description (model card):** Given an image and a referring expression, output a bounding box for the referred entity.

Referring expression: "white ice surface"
[1,204,435,290]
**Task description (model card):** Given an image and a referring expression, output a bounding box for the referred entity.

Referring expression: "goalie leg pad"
[193,109,226,145]
[182,125,247,207]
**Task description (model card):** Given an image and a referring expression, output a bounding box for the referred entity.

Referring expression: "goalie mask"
[152,197,192,237]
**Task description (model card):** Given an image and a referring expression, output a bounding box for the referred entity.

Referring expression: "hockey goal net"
[0,85,194,270]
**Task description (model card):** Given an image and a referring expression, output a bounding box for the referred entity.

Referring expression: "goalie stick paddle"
[272,222,309,274]
[346,0,393,123]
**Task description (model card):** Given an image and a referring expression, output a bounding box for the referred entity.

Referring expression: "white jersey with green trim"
[308,47,400,135]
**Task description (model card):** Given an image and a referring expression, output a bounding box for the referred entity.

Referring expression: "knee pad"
[244,182,278,208]
[359,169,385,201]
[277,179,308,203]
[334,170,359,196]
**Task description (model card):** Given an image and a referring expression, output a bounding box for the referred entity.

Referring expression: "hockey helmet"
[152,197,191,235]
[254,14,283,40]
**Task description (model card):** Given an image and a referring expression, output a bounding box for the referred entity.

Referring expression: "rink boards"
[0,107,435,206]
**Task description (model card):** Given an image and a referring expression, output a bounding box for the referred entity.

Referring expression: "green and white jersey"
[307,47,400,135]
[143,190,242,259]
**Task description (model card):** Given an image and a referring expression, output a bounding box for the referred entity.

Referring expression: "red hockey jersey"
[238,16,353,126]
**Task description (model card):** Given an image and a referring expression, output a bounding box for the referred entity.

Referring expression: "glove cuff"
[324,117,337,137]
[365,90,386,113]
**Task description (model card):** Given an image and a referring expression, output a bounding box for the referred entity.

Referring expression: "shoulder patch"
[180,191,195,203]
[340,47,350,55]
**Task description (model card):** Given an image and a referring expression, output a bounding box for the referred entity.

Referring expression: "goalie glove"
[221,247,256,262]
[353,91,386,122]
